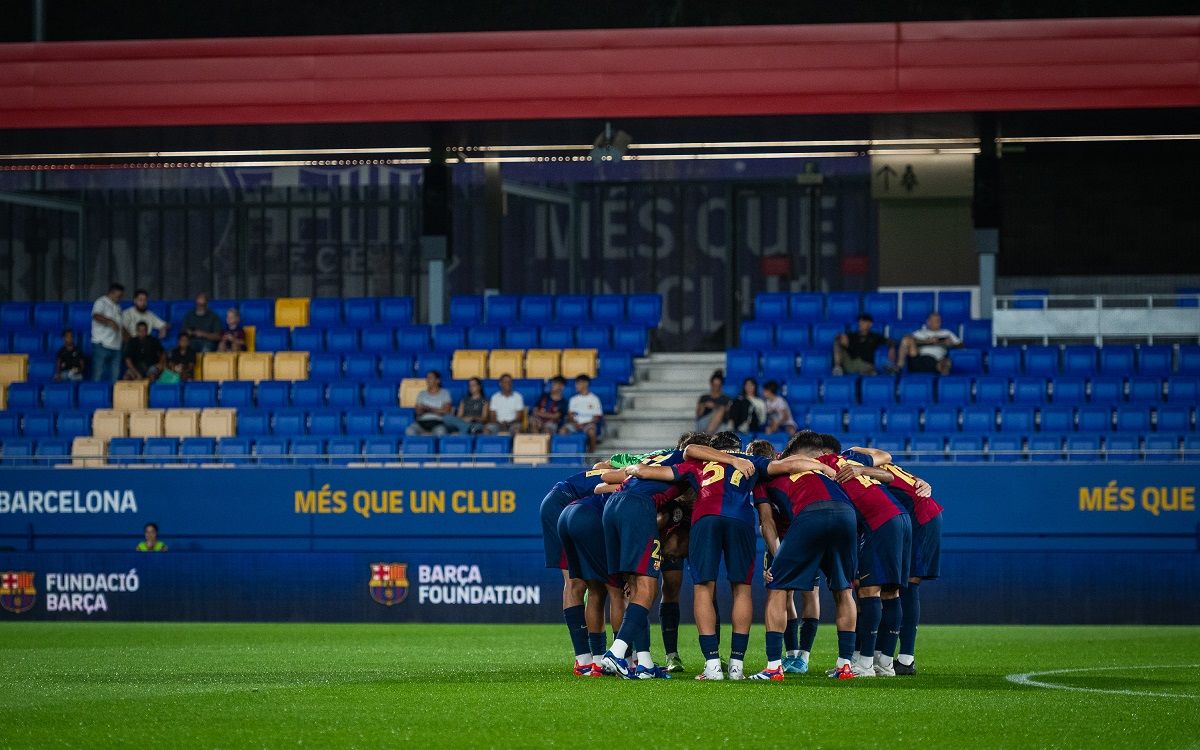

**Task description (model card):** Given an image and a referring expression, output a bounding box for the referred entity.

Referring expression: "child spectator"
[562,374,603,451]
[166,332,196,382]
[54,329,86,382]
[531,376,567,434]
[217,307,246,352]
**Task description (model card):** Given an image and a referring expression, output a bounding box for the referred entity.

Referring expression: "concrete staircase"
[603,352,725,452]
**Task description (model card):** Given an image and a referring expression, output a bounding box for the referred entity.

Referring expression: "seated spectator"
[406,370,454,436]
[122,322,165,381]
[449,376,490,435]
[562,374,603,451]
[761,380,797,435]
[182,293,222,353]
[136,522,167,552]
[696,370,732,433]
[728,377,766,433]
[899,312,961,375]
[121,289,169,338]
[54,329,86,382]
[91,282,125,382]
[217,307,246,353]
[834,313,893,376]
[165,332,196,382]
[531,376,567,434]
[487,374,526,435]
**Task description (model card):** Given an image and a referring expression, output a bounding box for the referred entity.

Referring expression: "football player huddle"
[539,429,943,681]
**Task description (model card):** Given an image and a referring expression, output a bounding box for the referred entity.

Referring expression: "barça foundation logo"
[369,563,409,606]
[1,571,36,614]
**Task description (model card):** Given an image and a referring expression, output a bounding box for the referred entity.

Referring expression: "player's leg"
[898,513,939,675]
[821,505,863,679]
[688,516,725,680]
[557,507,595,674]
[749,587,789,681]
[867,514,911,676]
[723,517,758,681]
[793,588,820,673]
[754,515,822,681]
[874,586,903,676]
[600,496,667,678]
[659,566,684,672]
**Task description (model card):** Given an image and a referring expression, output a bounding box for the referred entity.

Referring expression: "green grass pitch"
[3,623,1198,748]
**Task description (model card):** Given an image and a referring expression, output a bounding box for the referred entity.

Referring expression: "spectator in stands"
[562,374,603,451]
[166,332,196,382]
[90,282,125,382]
[728,377,766,433]
[136,522,167,552]
[696,369,732,433]
[121,289,169,338]
[487,374,526,435]
[531,376,567,434]
[833,313,894,376]
[761,380,797,435]
[217,307,246,353]
[123,322,165,381]
[899,311,962,375]
[54,329,86,382]
[182,293,222,353]
[450,376,490,435]
[406,370,454,436]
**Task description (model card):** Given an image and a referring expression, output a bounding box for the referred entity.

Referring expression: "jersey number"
[701,461,744,488]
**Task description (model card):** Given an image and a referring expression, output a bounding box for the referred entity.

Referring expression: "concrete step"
[619,392,697,411]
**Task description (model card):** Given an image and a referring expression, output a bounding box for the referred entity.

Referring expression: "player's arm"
[682,444,756,477]
[593,483,621,494]
[599,469,627,485]
[766,455,834,477]
[849,446,893,466]
[623,464,675,481]
[757,503,781,555]
[914,478,933,497]
[835,463,895,484]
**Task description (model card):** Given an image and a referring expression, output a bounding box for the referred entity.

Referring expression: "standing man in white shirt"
[121,289,169,339]
[562,374,603,451]
[897,312,962,375]
[90,282,126,382]
[487,374,526,435]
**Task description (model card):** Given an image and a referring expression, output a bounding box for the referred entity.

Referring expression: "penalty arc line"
[1006,664,1200,699]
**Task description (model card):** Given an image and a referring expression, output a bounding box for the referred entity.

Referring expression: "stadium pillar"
[973,115,1002,321]
[422,131,451,325]
[482,162,503,290]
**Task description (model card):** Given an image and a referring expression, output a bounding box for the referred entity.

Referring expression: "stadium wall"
[1,466,1196,624]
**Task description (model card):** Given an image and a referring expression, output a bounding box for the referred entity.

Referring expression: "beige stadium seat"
[163,408,201,438]
[0,354,28,386]
[0,383,6,410]
[525,349,562,380]
[273,352,309,381]
[238,352,273,382]
[92,409,128,439]
[488,350,525,379]
[451,350,488,381]
[199,408,237,438]
[200,352,238,381]
[275,297,310,328]
[244,325,257,352]
[71,437,107,467]
[398,378,426,408]
[113,381,149,411]
[513,433,550,465]
[128,409,165,438]
[561,349,598,379]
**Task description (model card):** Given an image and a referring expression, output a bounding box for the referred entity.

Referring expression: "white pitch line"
[1006,664,1200,699]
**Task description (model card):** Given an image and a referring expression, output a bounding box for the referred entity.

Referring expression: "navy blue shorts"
[539,483,575,569]
[659,556,685,573]
[767,502,858,592]
[688,515,756,585]
[911,513,942,580]
[857,513,912,587]
[558,503,611,584]
[602,492,661,577]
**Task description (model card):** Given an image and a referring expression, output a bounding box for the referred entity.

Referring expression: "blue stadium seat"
[439,434,474,457]
[239,299,274,327]
[0,302,31,328]
[1051,377,1087,404]
[1106,435,1140,461]
[789,293,824,323]
[253,327,289,351]
[591,380,617,413]
[1012,288,1048,309]
[308,411,342,437]
[42,382,77,409]
[56,412,90,440]
[253,437,289,465]
[360,327,396,353]
[1128,377,1163,404]
[520,296,555,325]
[1066,435,1102,461]
[1011,377,1047,405]
[1024,346,1059,377]
[1174,345,1200,375]
[144,437,179,464]
[961,320,992,349]
[591,295,625,325]
[67,302,93,331]
[871,436,907,458]
[380,353,413,380]
[216,437,252,464]
[309,353,342,381]
[807,406,843,433]
[12,330,46,353]
[988,435,1024,462]
[1186,435,1200,459]
[550,433,588,465]
[505,326,539,349]
[613,326,647,355]
[754,293,790,322]
[1145,434,1181,461]
[950,348,983,374]
[541,325,575,349]
[961,406,995,433]
[986,347,1022,376]
[1089,377,1124,404]
[1115,407,1150,433]
[380,408,415,434]
[837,434,868,452]
[1077,406,1112,432]
[180,437,217,464]
[799,350,832,376]
[414,352,450,377]
[775,323,811,351]
[345,408,380,435]
[761,351,796,377]
[810,322,844,347]
[759,432,789,453]
[396,325,432,352]
[1040,406,1075,433]
[378,297,414,326]
[885,406,920,434]
[27,355,56,382]
[364,437,399,461]
[740,321,774,349]
[450,296,484,326]
[937,291,972,326]
[1030,434,1064,462]
[627,295,662,327]
[343,298,378,327]
[291,382,325,408]
[974,376,1008,404]
[6,383,39,409]
[1062,345,1097,376]
[1156,406,1192,433]
[901,291,936,325]
[107,437,143,465]
[464,325,500,350]
[77,382,111,410]
[149,383,182,409]
[476,435,514,464]
[825,293,860,323]
[169,301,195,325]
[576,325,611,350]
[950,435,985,462]
[272,409,306,436]
[1167,376,1199,403]
[290,327,324,352]
[911,436,946,462]
[32,302,64,330]
[325,327,359,354]
[847,407,882,433]
[327,382,360,408]
[999,407,1035,433]
[555,296,590,325]
[328,437,362,465]
[821,377,856,405]
[1135,345,1172,376]
[598,352,634,383]
[0,331,14,352]
[433,325,466,351]
[343,353,377,381]
[183,382,218,408]
[898,376,934,405]
[308,299,342,328]
[863,292,899,325]
[1099,345,1135,375]
[513,379,543,406]
[785,379,818,408]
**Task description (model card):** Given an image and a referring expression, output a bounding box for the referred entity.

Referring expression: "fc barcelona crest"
[0,571,36,614]
[369,563,409,606]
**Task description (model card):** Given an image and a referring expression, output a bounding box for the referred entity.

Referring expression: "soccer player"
[810,432,911,678]
[600,433,711,679]
[749,436,860,680]
[557,482,625,677]
[656,495,692,672]
[842,445,942,676]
